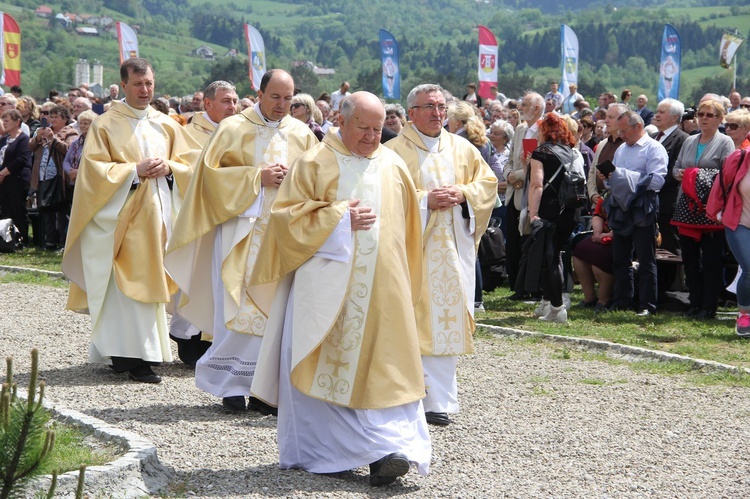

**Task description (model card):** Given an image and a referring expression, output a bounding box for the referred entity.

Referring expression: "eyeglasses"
[617,125,636,135]
[726,123,741,131]
[696,112,718,118]
[410,104,447,113]
[290,103,305,110]
[40,111,49,115]
[741,104,750,109]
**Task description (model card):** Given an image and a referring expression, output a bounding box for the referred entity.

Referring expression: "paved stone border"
[0,264,65,279]
[480,323,750,375]
[19,397,171,497]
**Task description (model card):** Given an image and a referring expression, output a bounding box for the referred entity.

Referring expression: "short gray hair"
[384,103,405,119]
[489,119,514,142]
[608,103,629,117]
[204,80,236,100]
[524,91,544,111]
[618,110,644,128]
[658,98,684,121]
[406,84,445,109]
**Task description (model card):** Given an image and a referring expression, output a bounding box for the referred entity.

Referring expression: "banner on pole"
[116,22,139,65]
[245,24,266,91]
[720,32,744,69]
[658,24,681,101]
[477,26,498,100]
[0,13,20,86]
[379,29,400,100]
[560,25,578,99]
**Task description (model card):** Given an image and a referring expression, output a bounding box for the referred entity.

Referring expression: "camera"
[682,107,695,121]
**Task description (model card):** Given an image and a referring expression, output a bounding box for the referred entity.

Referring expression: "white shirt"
[330,89,350,111]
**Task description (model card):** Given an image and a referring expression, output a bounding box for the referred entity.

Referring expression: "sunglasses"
[741,104,750,109]
[725,123,742,131]
[696,112,718,118]
[40,111,50,115]
[290,103,305,110]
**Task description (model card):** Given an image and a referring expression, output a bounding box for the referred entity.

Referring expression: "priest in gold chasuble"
[165,70,318,412]
[62,58,201,384]
[387,84,497,427]
[250,93,430,486]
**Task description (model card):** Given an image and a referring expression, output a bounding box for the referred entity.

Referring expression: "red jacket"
[706,147,750,230]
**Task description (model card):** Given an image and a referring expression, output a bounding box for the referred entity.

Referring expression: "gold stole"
[307,151,381,406]
[419,148,468,355]
[225,126,288,335]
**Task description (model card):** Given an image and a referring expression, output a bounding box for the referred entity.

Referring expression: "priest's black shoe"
[507,291,530,301]
[222,396,246,412]
[369,452,410,486]
[425,411,451,426]
[248,396,278,416]
[127,365,161,384]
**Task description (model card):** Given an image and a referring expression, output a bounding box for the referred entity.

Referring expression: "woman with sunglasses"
[671,99,734,319]
[724,109,750,150]
[290,93,324,141]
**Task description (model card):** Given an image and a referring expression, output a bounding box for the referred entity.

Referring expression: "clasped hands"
[261,163,288,188]
[136,157,172,179]
[427,185,465,211]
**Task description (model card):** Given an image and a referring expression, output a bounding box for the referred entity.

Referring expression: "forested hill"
[5,0,749,104]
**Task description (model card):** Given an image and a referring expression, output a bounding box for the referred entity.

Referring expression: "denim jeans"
[725,225,750,309]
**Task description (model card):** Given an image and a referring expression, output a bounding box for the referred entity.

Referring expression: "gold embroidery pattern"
[312,154,379,404]
[227,129,288,335]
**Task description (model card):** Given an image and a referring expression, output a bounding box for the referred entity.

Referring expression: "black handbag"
[37,176,63,211]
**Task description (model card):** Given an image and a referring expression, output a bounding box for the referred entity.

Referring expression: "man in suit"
[504,91,544,298]
[635,94,654,126]
[651,98,689,302]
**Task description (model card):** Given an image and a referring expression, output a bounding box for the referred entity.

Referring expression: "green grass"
[0,248,62,272]
[37,422,124,475]
[480,286,750,371]
[0,272,68,288]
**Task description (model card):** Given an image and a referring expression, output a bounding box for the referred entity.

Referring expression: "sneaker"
[474,302,485,312]
[539,305,567,323]
[736,312,750,337]
[562,293,571,310]
[534,300,551,318]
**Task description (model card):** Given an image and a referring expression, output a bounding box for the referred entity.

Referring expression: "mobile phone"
[40,117,48,128]
[596,160,615,177]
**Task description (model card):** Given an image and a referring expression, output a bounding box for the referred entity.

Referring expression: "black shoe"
[369,452,410,486]
[592,302,611,314]
[680,306,700,318]
[222,396,246,412]
[247,396,278,416]
[694,309,716,320]
[127,365,161,384]
[507,292,530,301]
[425,411,451,426]
[575,299,597,309]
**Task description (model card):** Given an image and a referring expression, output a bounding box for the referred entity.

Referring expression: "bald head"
[339,91,384,157]
[257,69,294,121]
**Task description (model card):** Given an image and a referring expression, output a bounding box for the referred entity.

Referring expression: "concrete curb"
[22,399,172,498]
[0,264,66,279]
[479,323,750,375]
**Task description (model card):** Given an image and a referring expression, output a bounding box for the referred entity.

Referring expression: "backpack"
[543,145,587,213]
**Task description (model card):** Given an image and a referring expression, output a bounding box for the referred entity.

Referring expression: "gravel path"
[2,282,750,497]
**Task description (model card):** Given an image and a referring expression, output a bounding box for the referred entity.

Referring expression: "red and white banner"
[117,21,139,65]
[245,24,265,91]
[477,26,498,100]
[0,13,20,86]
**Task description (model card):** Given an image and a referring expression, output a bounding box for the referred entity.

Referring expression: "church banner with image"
[245,24,265,91]
[379,29,400,100]
[560,24,578,99]
[0,12,20,86]
[658,24,681,101]
[477,26,497,100]
[719,32,744,69]
[116,22,139,65]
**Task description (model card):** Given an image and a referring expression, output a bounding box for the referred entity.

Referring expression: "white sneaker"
[534,300,551,317]
[474,302,485,312]
[539,305,568,323]
[562,293,571,310]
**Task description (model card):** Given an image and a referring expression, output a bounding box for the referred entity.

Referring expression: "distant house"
[192,45,214,60]
[75,27,98,36]
[55,13,71,28]
[65,13,82,23]
[35,6,52,18]
[99,16,114,28]
[222,48,238,58]
[292,60,335,76]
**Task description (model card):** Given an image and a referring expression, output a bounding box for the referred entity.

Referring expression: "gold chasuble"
[63,101,199,314]
[186,111,215,147]
[386,124,496,357]
[250,132,425,410]
[165,109,317,336]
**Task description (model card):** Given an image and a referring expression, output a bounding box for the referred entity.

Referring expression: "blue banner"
[658,24,681,102]
[379,29,400,100]
[560,25,578,101]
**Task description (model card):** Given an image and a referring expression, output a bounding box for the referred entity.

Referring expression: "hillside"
[2,0,748,104]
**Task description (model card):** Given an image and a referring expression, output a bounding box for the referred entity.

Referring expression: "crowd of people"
[2,60,750,487]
